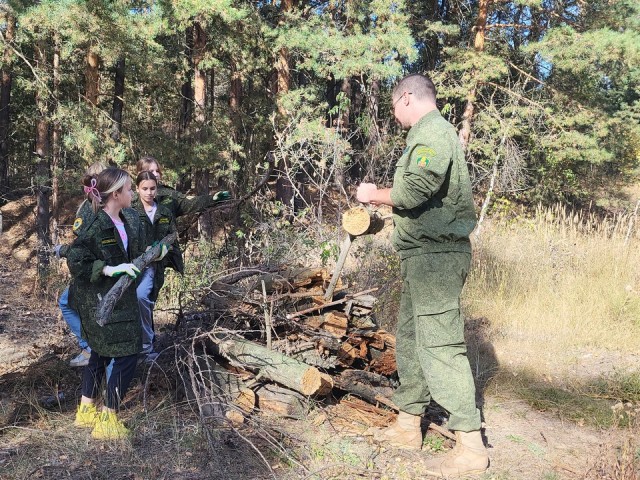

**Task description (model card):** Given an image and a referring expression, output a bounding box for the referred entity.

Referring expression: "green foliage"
[1,0,639,216]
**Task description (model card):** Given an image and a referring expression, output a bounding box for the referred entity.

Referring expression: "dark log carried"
[96,232,177,326]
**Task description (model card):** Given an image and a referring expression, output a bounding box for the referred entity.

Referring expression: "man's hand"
[212,191,230,203]
[103,263,141,279]
[356,183,378,204]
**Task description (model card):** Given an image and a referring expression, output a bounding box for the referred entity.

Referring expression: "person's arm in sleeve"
[390,141,452,210]
[66,236,106,284]
[356,184,394,206]
[54,244,70,259]
[167,188,230,218]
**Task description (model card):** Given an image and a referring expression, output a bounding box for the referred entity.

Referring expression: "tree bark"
[85,50,100,106]
[215,336,334,397]
[0,12,14,190]
[274,0,297,209]
[111,57,125,142]
[255,383,307,417]
[35,38,50,280]
[275,45,290,118]
[176,26,194,193]
[51,34,61,245]
[333,370,395,406]
[192,22,214,238]
[96,232,177,326]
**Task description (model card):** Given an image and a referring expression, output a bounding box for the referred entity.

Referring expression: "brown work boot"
[424,430,488,478]
[368,411,422,450]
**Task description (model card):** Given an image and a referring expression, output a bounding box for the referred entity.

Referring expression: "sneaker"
[91,411,130,440]
[70,349,91,367]
[74,403,98,428]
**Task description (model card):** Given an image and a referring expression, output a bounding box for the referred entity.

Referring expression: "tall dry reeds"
[466,204,640,368]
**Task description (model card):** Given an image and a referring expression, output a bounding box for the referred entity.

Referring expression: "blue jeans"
[60,286,113,380]
[59,287,89,351]
[136,266,156,353]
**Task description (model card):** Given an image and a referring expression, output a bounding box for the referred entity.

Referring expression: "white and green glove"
[212,191,230,203]
[103,263,141,279]
[155,243,169,262]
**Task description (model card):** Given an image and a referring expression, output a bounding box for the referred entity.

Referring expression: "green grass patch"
[490,369,639,429]
[587,372,640,402]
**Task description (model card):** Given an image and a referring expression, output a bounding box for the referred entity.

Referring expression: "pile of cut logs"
[187,207,402,423]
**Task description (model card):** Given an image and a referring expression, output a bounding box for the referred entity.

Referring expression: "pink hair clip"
[83,178,101,202]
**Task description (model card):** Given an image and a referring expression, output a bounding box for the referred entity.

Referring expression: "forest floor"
[0,197,639,480]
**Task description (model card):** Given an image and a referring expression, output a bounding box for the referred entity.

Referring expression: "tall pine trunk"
[51,34,61,245]
[0,12,15,190]
[274,0,297,212]
[111,57,125,142]
[176,26,194,193]
[458,0,488,152]
[35,38,50,282]
[193,21,214,238]
[85,50,100,106]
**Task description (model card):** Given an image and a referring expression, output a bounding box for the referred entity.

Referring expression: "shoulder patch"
[414,146,436,169]
[72,218,83,231]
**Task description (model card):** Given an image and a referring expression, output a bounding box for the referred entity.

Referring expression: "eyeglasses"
[391,92,412,112]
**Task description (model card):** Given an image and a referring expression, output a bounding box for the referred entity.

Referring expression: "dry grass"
[465,204,640,376]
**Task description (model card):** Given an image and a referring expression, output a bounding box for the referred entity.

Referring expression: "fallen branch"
[96,232,177,326]
[286,287,379,320]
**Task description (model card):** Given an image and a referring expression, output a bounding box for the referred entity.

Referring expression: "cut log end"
[235,388,257,413]
[301,368,334,396]
[342,206,371,236]
[225,410,245,426]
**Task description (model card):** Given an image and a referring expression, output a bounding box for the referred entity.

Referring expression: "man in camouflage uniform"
[357,74,488,478]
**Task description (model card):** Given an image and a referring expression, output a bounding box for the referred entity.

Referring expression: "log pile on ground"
[183,263,400,425]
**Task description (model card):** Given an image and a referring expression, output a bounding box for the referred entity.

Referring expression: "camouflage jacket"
[58,200,95,258]
[66,208,145,357]
[390,110,477,258]
[133,199,181,302]
[156,185,217,219]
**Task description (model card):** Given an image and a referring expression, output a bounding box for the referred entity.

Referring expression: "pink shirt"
[109,215,128,251]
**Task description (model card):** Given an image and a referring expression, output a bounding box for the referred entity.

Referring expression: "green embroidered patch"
[101,238,117,246]
[158,217,170,224]
[72,218,83,231]
[414,146,436,169]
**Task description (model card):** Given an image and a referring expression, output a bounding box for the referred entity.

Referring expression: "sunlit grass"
[466,204,640,358]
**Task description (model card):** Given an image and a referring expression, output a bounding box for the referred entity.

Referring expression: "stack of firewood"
[175,206,408,425]
[190,263,398,422]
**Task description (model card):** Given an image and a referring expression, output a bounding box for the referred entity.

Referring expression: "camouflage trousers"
[392,251,481,432]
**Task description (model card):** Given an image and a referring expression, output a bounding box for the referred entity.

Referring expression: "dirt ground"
[1,198,638,480]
